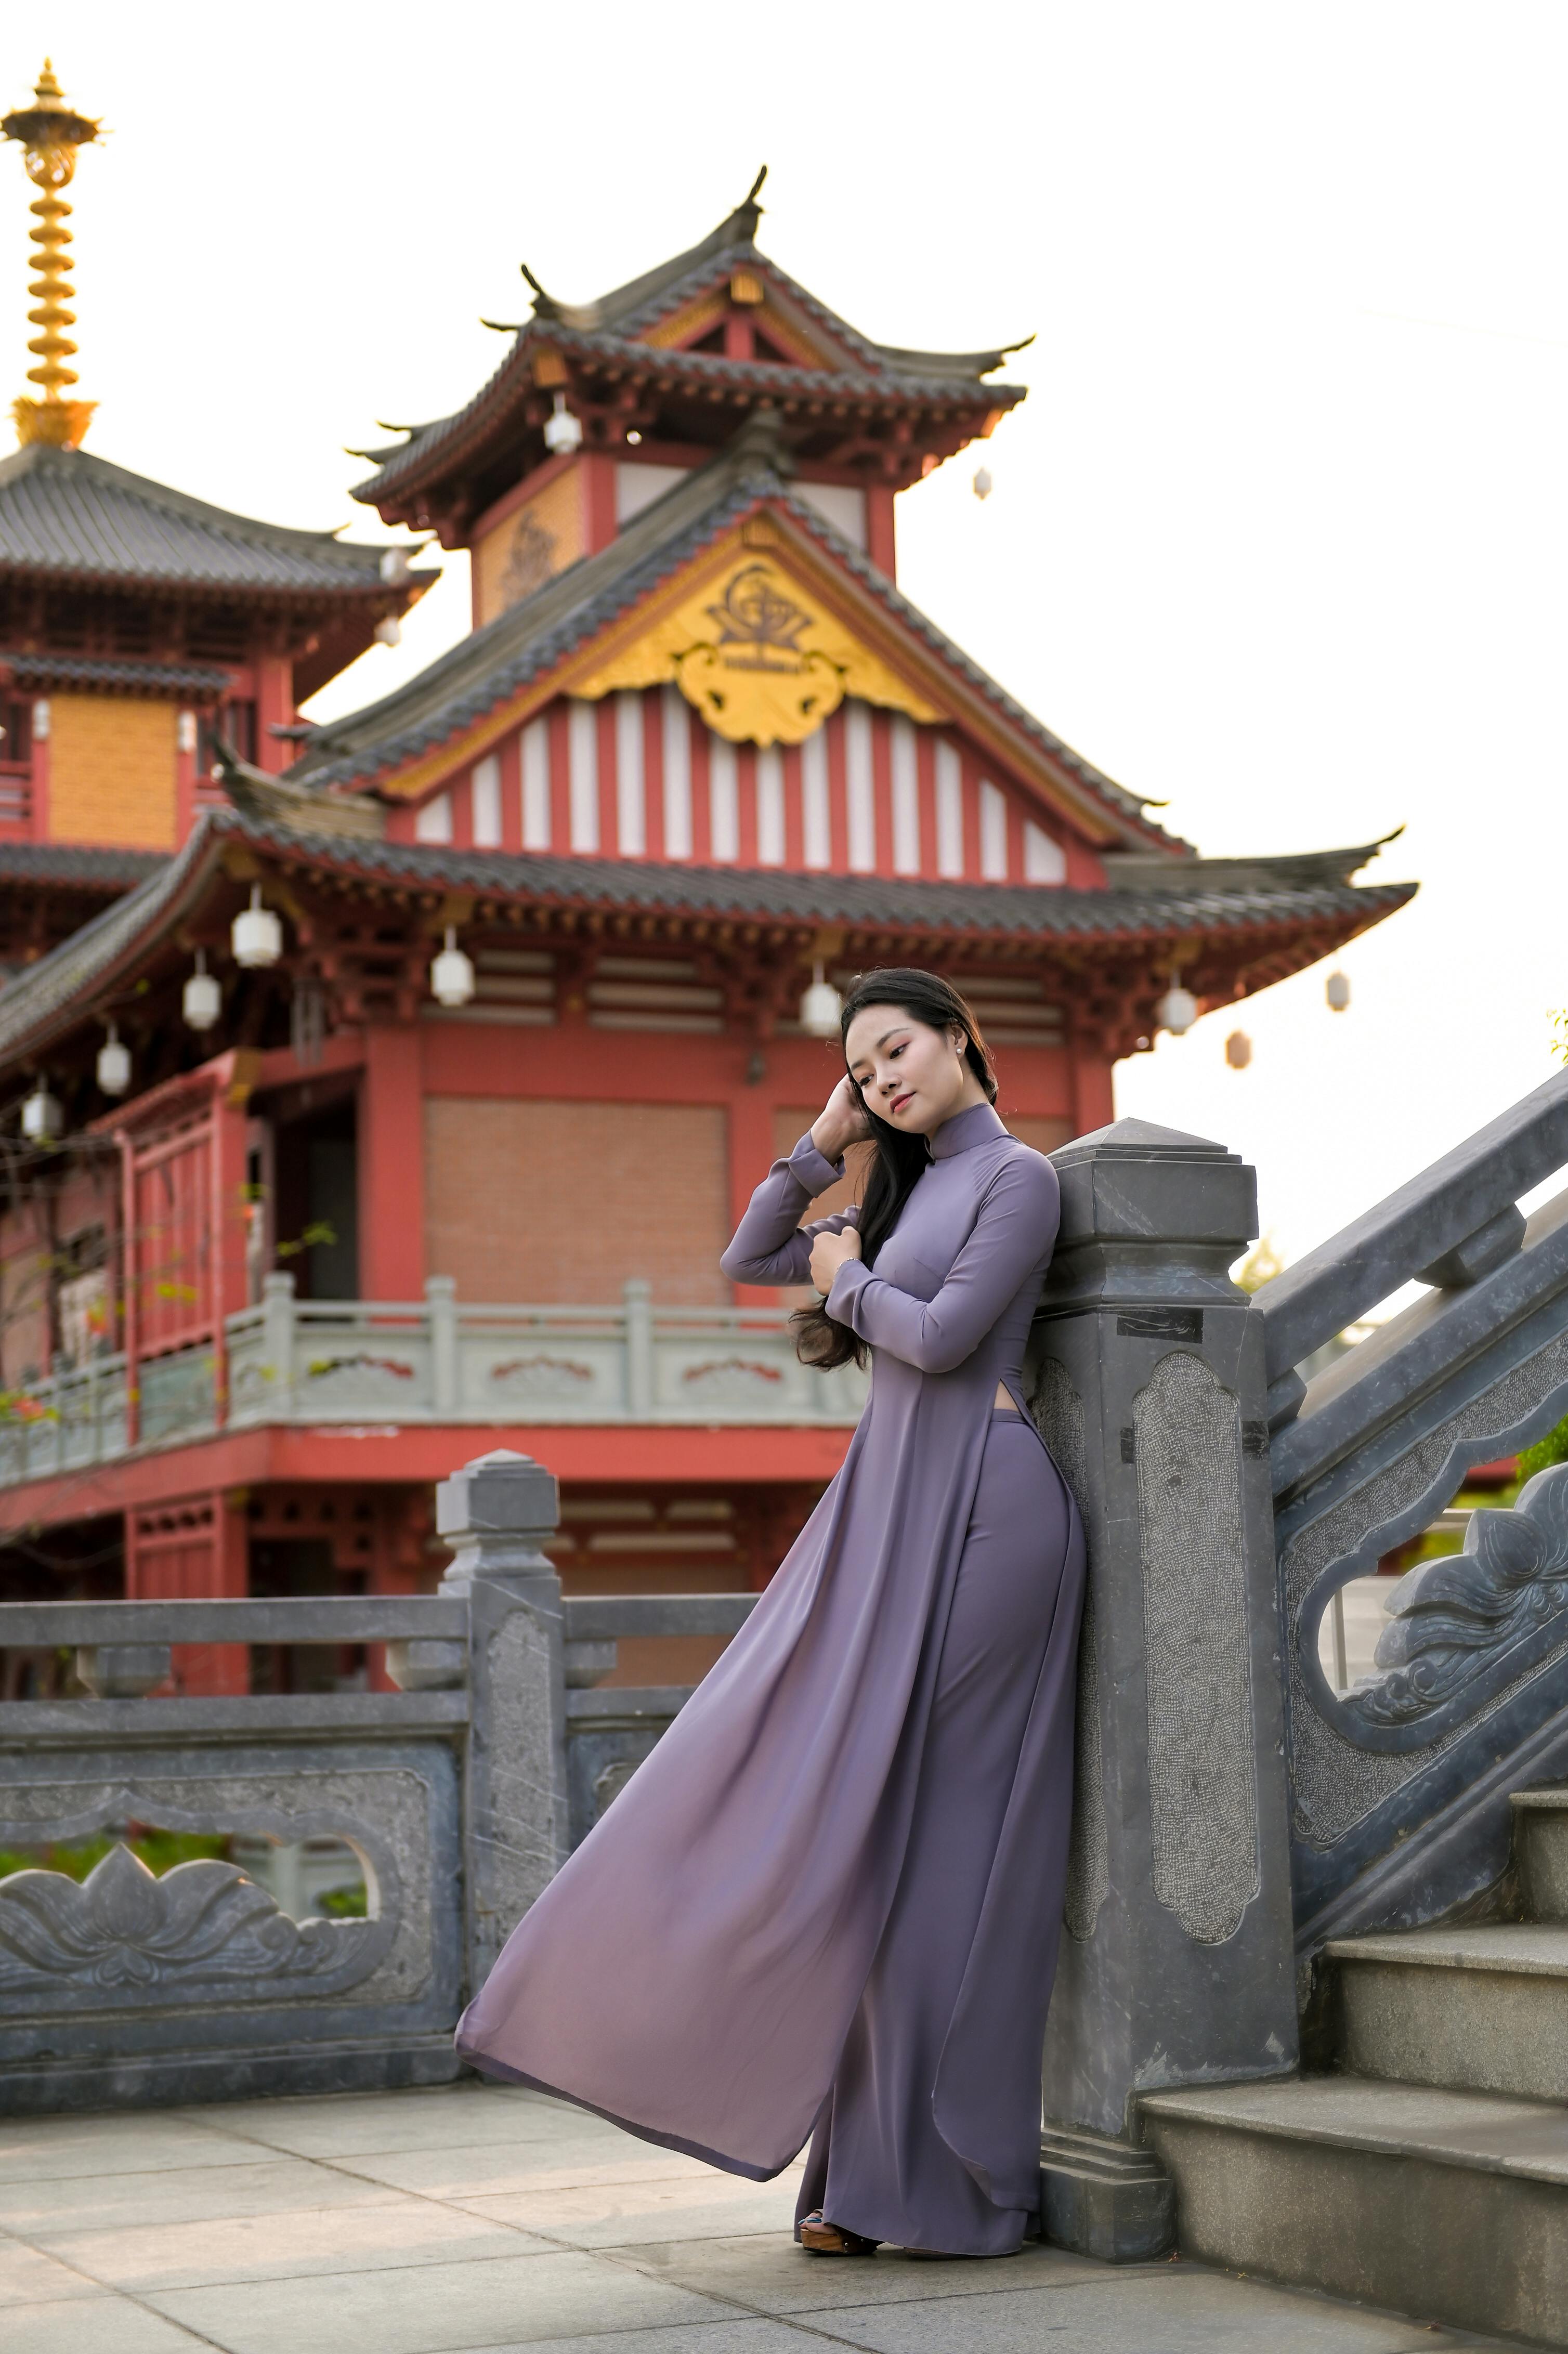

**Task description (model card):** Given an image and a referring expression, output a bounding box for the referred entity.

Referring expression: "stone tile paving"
[0,2079,1520,2353]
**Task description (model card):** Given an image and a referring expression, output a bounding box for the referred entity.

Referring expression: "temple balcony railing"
[0,1275,866,1489]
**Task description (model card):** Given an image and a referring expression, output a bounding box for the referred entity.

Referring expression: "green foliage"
[1520,1413,1568,1483]
[315,1883,369,1918]
[0,1830,229,1881]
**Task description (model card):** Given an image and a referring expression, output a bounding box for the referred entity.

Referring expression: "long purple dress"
[456,1100,1085,2255]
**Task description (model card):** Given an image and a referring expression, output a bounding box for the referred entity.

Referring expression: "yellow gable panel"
[573,544,942,747]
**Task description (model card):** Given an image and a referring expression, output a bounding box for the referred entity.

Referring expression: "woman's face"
[843,1003,973,1138]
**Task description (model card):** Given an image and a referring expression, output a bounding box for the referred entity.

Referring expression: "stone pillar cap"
[1053,1117,1242,1169]
[437,1449,558,1539]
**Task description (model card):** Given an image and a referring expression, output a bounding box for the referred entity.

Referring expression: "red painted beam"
[0,1422,855,1537]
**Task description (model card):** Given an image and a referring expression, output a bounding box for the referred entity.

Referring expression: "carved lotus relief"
[0,1841,380,2001]
[1351,1462,1568,1727]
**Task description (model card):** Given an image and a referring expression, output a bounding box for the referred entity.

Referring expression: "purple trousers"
[796,1406,1078,2255]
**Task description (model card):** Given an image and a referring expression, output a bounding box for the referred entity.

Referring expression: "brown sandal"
[800,2210,880,2256]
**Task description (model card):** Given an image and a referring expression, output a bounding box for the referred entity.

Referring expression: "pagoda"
[0,63,436,967]
[0,163,1416,1679]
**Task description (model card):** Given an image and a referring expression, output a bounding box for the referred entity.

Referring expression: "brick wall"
[424,1097,730,1303]
[49,695,178,847]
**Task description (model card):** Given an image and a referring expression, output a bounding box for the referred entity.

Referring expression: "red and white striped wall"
[389,690,1099,887]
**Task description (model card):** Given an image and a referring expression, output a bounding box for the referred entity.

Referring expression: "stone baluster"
[261,1271,295,1411]
[439,1448,567,1999]
[623,1277,654,1419]
[427,1275,458,1415]
[1027,1117,1298,2259]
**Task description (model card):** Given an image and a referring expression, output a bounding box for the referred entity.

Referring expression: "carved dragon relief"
[0,1841,383,2005]
[1346,1462,1568,1731]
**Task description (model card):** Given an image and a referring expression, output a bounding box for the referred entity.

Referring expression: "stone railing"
[0,1276,867,1487]
[1021,1084,1568,2260]
[0,1448,755,2114]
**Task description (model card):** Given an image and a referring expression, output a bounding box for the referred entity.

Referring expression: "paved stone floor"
[0,2079,1519,2352]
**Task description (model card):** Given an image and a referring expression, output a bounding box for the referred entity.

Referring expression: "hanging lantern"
[1326,970,1351,1013]
[21,1078,62,1141]
[972,466,993,501]
[96,1023,131,1096]
[1156,981,1198,1036]
[231,883,282,970]
[1224,1029,1252,1071]
[373,616,402,647]
[799,959,844,1038]
[430,925,476,1009]
[544,391,583,455]
[182,948,221,1032]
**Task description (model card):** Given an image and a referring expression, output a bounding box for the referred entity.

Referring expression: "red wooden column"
[124,1489,248,1694]
[254,653,295,775]
[359,1023,426,1301]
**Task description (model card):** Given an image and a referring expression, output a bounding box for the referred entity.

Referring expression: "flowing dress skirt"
[796,1405,1079,2254]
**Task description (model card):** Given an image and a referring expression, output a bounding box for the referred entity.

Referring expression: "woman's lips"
[890,1092,914,1116]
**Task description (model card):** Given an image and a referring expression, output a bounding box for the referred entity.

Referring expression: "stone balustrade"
[0,1448,756,2114]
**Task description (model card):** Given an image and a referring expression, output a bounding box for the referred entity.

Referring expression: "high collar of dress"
[929,1101,1008,1161]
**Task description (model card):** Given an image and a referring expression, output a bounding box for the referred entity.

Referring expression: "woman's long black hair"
[793,968,998,1372]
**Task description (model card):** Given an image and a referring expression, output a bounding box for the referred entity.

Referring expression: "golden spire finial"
[2,60,102,449]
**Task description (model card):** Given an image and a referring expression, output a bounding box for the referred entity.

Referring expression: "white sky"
[1,4,1562,1268]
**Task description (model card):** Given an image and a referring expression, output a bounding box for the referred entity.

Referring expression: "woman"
[456,969,1084,2260]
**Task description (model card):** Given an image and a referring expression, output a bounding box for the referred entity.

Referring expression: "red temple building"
[0,124,1416,1688]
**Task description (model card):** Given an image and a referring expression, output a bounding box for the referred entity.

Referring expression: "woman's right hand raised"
[811,1074,871,1163]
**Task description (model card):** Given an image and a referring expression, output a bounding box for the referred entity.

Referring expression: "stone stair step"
[1141,2075,1568,2346]
[1514,1787,1568,1923]
[1326,1924,1568,2100]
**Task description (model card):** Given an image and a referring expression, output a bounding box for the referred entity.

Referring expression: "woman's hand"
[809,1225,863,1294]
[810,1075,870,1163]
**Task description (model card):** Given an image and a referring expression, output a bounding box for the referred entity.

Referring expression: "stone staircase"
[1140,1786,1568,2347]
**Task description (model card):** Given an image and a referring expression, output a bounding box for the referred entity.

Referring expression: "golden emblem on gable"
[571,550,940,746]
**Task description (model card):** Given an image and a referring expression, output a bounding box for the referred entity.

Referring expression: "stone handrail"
[1255,1065,1568,1430]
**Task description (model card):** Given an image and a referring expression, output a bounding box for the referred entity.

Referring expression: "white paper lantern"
[183,948,221,1032]
[430,925,476,1009]
[1156,983,1199,1036]
[231,883,282,970]
[1326,970,1351,1013]
[373,616,402,647]
[544,392,583,455]
[1224,1029,1252,1071]
[973,466,993,501]
[21,1079,62,1140]
[800,960,844,1038]
[96,1024,131,1096]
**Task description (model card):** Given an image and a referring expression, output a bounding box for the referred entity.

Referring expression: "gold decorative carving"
[1,61,101,449]
[573,549,940,746]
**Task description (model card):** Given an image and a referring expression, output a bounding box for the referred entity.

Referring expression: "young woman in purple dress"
[457,969,1084,2260]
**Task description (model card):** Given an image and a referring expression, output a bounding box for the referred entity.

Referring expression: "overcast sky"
[2,4,1562,1278]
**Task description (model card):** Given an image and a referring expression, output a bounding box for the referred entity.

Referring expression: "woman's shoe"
[799,2211,880,2256]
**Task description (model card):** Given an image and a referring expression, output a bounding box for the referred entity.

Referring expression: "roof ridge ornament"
[1,60,102,449]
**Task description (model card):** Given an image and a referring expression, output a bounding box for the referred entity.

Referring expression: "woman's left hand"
[809,1226,863,1293]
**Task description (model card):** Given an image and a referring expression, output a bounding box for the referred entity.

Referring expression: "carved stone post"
[439,1448,567,2000]
[1028,1118,1298,2259]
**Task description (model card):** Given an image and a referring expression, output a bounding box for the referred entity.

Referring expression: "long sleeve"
[825,1152,1058,1374]
[720,1133,860,1287]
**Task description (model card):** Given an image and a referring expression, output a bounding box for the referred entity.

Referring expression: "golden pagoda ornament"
[2,61,101,449]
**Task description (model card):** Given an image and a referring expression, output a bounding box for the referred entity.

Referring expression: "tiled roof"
[0,652,231,696]
[352,193,1026,507]
[0,841,169,887]
[298,423,1183,854]
[0,444,438,599]
[0,808,1416,1066]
